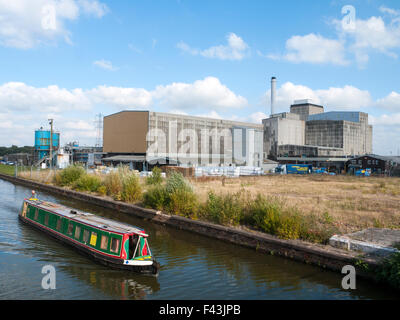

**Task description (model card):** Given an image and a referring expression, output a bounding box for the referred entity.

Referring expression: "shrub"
[167,188,198,218]
[376,252,400,289]
[121,173,142,203]
[146,167,163,185]
[73,174,102,192]
[165,171,192,194]
[104,170,123,197]
[54,165,85,186]
[200,191,244,226]
[97,185,107,196]
[244,194,306,240]
[143,184,168,210]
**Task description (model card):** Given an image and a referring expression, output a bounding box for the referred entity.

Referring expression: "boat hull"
[18,214,160,276]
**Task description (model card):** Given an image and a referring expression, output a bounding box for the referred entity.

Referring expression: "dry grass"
[189,175,400,235]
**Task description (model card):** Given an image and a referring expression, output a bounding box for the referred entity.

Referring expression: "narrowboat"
[19,193,160,276]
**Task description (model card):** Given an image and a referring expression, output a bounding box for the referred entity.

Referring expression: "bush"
[121,173,142,203]
[54,165,85,186]
[200,191,244,225]
[165,171,192,194]
[143,184,168,210]
[97,185,107,196]
[167,188,198,218]
[73,174,102,192]
[146,167,163,185]
[143,171,197,217]
[376,252,400,289]
[243,194,306,240]
[104,170,123,197]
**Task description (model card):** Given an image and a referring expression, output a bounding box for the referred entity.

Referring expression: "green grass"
[0,164,16,176]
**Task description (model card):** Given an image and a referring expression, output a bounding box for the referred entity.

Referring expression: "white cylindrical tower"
[271,77,276,115]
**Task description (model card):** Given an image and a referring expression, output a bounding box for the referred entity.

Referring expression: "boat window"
[67,223,74,236]
[74,226,81,239]
[83,229,90,244]
[129,235,139,259]
[56,218,62,231]
[100,235,108,250]
[34,209,39,220]
[44,214,49,226]
[90,232,98,246]
[110,237,120,253]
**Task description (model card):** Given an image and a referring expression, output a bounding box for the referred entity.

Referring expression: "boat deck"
[25,199,147,236]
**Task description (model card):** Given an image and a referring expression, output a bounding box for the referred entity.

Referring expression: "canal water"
[0,178,397,300]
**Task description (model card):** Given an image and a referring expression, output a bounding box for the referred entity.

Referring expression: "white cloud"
[281,33,349,65]
[153,76,248,110]
[376,91,400,112]
[177,33,250,61]
[0,82,92,112]
[315,86,373,110]
[246,111,268,124]
[332,12,400,66]
[379,6,400,17]
[264,82,373,113]
[0,0,108,49]
[370,113,400,126]
[78,0,108,18]
[87,85,153,109]
[93,59,118,71]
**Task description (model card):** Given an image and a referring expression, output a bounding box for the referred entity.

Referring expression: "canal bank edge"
[0,173,384,284]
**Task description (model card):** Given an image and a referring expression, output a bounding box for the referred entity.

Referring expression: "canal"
[0,178,397,300]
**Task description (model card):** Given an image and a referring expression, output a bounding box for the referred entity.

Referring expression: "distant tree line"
[0,145,34,157]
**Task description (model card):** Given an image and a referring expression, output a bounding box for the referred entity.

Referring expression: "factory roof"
[102,155,146,162]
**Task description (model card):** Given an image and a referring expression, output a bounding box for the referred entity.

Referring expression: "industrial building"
[262,77,373,172]
[34,127,60,166]
[103,111,264,170]
[346,154,400,176]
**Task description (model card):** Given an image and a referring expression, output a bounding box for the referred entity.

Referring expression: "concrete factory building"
[103,111,264,169]
[263,99,373,161]
[263,76,373,168]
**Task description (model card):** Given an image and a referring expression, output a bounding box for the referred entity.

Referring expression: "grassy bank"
[0,164,15,176]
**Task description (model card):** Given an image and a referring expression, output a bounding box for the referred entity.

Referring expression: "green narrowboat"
[19,194,160,276]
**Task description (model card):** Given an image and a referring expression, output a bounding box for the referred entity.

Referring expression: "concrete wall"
[263,116,305,159]
[147,112,263,166]
[103,111,149,154]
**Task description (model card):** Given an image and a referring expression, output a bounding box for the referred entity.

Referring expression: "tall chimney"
[271,76,276,115]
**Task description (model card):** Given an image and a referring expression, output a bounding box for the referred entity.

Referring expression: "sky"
[0,0,399,155]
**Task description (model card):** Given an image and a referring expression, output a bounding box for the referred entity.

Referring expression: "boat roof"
[25,198,148,236]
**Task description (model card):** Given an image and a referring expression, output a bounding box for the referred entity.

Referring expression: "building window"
[67,223,74,236]
[376,160,379,165]
[100,236,108,250]
[110,237,120,254]
[83,229,90,244]
[90,232,98,247]
[368,160,371,165]
[74,226,81,239]
[56,218,62,231]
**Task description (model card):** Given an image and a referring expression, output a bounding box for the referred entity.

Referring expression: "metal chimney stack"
[271,76,276,115]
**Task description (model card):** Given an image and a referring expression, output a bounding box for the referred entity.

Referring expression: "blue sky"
[0,0,399,155]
